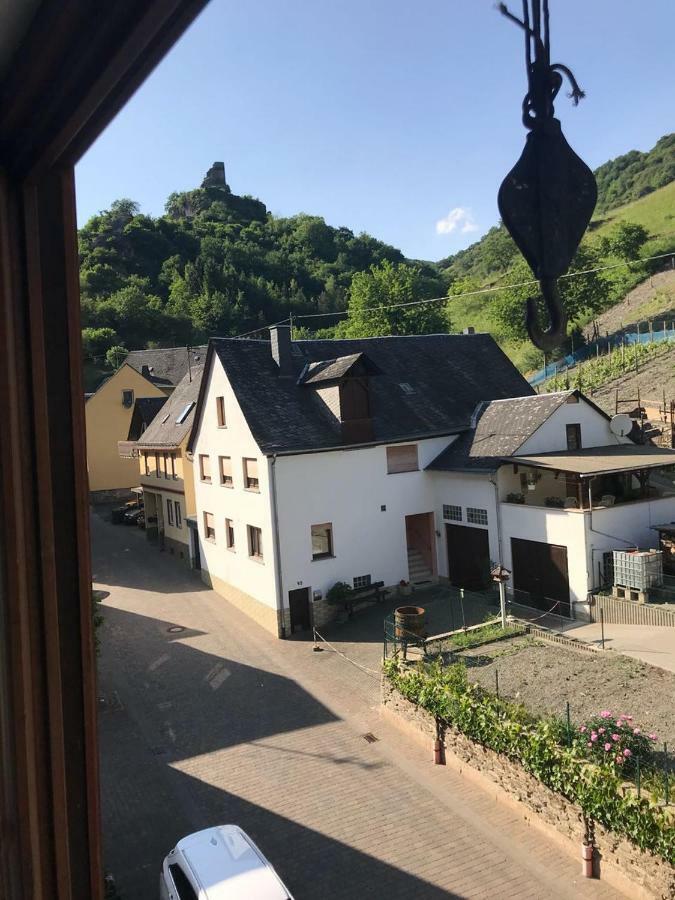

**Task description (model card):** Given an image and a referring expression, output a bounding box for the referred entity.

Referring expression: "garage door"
[446,524,491,590]
[510,537,570,617]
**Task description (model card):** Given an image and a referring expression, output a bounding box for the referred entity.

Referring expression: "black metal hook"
[526,278,567,352]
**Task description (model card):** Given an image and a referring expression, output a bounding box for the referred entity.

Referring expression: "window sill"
[226,546,236,553]
[387,469,419,475]
[244,487,260,493]
[217,425,227,429]
[312,554,335,562]
[220,482,234,488]
[248,555,264,564]
[204,537,216,543]
[201,478,212,484]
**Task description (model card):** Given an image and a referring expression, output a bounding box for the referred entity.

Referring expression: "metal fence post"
[600,608,605,650]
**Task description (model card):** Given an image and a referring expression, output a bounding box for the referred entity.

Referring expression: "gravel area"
[450,635,675,747]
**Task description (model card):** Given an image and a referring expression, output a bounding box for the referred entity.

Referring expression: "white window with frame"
[166,498,174,526]
[199,454,211,483]
[203,511,215,541]
[386,444,418,474]
[216,395,226,428]
[311,523,333,560]
[247,525,263,560]
[219,456,233,487]
[353,574,371,589]
[467,507,488,526]
[243,457,259,491]
[443,504,462,522]
[174,501,182,529]
[225,518,235,550]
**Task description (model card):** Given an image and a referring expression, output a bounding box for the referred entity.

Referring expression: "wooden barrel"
[394,605,425,639]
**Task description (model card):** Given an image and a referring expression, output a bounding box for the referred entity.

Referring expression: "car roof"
[176,826,290,900]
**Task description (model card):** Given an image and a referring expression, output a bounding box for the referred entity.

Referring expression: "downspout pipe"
[490,471,505,568]
[269,454,286,637]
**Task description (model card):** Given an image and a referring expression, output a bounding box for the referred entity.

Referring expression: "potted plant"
[506,492,525,504]
[326,581,352,607]
[399,579,412,597]
[545,496,565,508]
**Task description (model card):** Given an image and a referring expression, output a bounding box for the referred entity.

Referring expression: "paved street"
[93,512,619,899]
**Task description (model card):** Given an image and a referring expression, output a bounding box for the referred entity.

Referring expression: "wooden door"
[510,538,570,616]
[445,524,491,590]
[289,588,312,633]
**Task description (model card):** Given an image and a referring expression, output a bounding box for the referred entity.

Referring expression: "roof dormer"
[299,352,381,443]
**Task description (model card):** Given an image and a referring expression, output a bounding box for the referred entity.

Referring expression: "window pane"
[216,395,226,427]
[443,504,462,522]
[244,458,259,489]
[200,454,211,481]
[467,507,488,526]
[220,456,232,485]
[386,444,418,474]
[204,511,215,539]
[311,523,332,557]
[175,501,181,527]
[353,574,371,589]
[166,498,173,525]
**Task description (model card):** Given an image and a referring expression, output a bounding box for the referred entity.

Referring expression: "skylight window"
[161,413,170,424]
[175,401,195,424]
[399,382,414,394]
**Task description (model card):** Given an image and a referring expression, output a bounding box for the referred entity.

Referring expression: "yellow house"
[133,364,204,566]
[85,346,206,501]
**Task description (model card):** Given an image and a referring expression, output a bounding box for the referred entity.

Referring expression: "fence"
[528,322,675,387]
[590,593,675,627]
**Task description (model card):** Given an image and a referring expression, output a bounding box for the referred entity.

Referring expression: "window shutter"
[386,444,419,474]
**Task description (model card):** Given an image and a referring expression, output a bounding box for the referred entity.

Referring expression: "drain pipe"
[490,473,505,568]
[269,454,286,637]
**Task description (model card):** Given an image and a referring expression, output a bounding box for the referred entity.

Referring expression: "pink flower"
[612,734,620,741]
[604,742,612,751]
[623,748,632,757]
[615,755,624,764]
[633,727,641,735]
[579,725,587,733]
[590,733,598,742]
[600,710,612,719]
[587,741,593,748]
[598,727,606,735]
[649,733,658,741]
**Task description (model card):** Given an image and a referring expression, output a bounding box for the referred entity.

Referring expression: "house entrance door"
[445,524,490,590]
[510,537,570,616]
[289,588,312,634]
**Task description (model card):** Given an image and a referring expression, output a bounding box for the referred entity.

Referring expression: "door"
[445,524,490,590]
[289,587,312,634]
[189,523,201,571]
[510,537,570,616]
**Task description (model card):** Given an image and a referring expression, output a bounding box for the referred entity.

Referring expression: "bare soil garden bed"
[444,635,675,748]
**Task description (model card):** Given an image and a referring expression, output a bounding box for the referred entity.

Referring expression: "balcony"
[118,440,139,459]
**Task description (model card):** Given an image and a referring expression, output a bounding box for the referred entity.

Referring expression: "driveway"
[92,512,619,899]
[567,621,675,673]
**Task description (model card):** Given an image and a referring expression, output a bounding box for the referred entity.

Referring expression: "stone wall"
[382,678,675,900]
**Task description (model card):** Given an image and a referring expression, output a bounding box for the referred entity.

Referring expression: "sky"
[75,0,675,262]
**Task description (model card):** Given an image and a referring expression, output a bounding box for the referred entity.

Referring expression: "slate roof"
[427,390,589,472]
[124,345,207,388]
[136,363,204,448]
[299,353,380,385]
[127,396,168,440]
[191,333,534,455]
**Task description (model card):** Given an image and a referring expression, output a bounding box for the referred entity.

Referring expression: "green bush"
[326,581,352,605]
[383,659,675,863]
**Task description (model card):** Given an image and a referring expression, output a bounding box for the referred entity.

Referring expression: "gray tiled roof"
[127,396,168,440]
[124,346,207,387]
[200,333,534,455]
[136,363,204,448]
[299,353,380,385]
[427,391,575,472]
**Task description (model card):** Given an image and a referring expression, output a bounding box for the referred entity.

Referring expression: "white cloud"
[435,207,478,235]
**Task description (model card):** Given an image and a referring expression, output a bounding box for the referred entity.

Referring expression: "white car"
[159,825,294,900]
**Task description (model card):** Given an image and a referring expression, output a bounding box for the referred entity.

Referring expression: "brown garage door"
[510,537,570,616]
[446,524,491,590]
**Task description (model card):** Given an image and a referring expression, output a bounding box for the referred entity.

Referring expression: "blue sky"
[75,0,675,262]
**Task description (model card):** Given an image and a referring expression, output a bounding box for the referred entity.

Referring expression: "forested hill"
[439,133,674,283]
[79,162,446,361]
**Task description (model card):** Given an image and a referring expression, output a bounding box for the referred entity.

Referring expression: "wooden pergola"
[0,3,208,898]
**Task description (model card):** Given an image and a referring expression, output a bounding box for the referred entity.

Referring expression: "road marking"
[205,662,230,690]
[148,653,170,672]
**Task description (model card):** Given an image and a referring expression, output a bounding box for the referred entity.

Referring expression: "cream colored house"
[132,364,204,565]
[85,346,205,501]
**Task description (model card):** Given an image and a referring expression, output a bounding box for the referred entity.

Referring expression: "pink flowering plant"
[574,710,657,776]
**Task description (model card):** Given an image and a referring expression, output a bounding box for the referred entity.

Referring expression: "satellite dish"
[610,414,633,438]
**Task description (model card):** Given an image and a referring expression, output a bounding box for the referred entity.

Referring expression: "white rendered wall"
[192,358,277,609]
[428,471,500,574]
[518,397,629,454]
[274,436,452,603]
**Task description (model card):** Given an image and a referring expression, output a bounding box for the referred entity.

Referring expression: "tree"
[81,327,118,360]
[597,221,649,262]
[106,345,127,370]
[491,242,611,342]
[342,261,446,338]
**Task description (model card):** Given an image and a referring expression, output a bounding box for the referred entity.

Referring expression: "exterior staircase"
[407,548,434,585]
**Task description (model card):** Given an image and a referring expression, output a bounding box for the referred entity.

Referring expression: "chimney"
[270,325,293,376]
[141,364,151,378]
[463,326,475,335]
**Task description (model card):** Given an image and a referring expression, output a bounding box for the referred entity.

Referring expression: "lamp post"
[491,564,512,629]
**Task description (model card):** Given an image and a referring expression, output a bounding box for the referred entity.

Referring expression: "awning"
[505,444,675,478]
[130,486,143,495]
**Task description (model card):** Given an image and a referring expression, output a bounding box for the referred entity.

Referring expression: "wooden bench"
[345,581,389,618]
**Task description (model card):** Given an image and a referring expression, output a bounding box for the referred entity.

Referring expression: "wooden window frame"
[311,522,334,560]
[174,501,182,529]
[199,454,211,483]
[0,5,210,897]
[219,455,233,487]
[243,457,259,492]
[247,525,263,560]
[203,512,216,542]
[216,395,226,428]
[166,498,174,526]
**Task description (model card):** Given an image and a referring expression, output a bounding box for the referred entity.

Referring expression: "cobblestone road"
[93,513,620,900]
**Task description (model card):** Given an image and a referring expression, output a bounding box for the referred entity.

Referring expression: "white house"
[187,326,675,636]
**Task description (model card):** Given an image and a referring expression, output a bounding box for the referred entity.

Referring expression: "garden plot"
[447,635,675,747]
